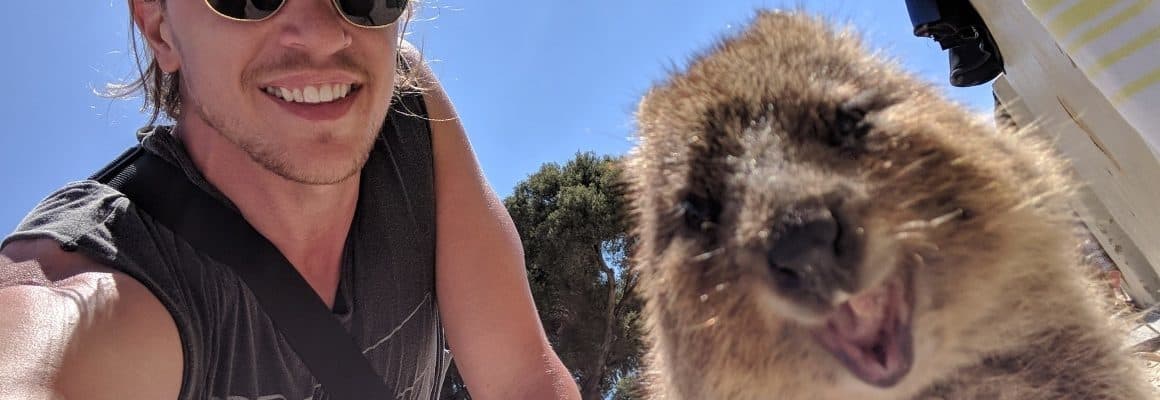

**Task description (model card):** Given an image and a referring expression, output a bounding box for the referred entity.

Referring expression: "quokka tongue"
[849,288,887,320]
[838,287,890,344]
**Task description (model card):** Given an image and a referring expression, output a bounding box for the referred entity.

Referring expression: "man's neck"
[173,121,358,305]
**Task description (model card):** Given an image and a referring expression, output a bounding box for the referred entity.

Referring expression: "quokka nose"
[766,202,859,307]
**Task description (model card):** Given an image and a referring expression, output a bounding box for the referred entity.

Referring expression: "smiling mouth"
[261,83,363,104]
[811,273,915,387]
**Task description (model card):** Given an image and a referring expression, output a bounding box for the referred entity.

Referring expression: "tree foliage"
[610,372,648,400]
[439,152,644,399]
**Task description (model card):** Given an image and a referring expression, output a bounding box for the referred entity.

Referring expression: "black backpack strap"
[93,145,390,400]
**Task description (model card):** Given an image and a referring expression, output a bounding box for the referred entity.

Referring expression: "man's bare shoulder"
[0,238,182,400]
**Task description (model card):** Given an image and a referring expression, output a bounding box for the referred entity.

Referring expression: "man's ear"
[131,0,180,73]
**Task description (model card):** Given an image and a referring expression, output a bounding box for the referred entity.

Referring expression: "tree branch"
[613,272,638,319]
[582,243,619,399]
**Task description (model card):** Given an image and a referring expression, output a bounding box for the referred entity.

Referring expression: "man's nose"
[765,198,861,308]
[276,0,352,55]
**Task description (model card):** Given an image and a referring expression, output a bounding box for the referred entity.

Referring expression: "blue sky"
[0,0,994,234]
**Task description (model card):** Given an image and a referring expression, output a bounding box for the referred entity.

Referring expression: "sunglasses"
[205,0,406,28]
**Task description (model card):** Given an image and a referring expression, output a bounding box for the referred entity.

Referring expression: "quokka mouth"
[811,273,915,387]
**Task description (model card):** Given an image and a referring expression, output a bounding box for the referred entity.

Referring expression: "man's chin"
[266,159,365,186]
[249,142,374,186]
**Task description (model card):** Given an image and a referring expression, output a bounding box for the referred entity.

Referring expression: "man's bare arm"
[0,239,182,400]
[401,43,581,400]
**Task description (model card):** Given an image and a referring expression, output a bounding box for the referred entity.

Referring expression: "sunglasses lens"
[336,0,407,27]
[207,0,284,20]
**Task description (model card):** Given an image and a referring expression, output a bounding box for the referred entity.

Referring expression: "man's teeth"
[264,83,354,104]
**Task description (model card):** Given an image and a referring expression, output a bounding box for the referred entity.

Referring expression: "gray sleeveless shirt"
[3,92,450,399]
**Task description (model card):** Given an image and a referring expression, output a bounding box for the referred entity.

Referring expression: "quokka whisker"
[895,208,964,233]
[895,220,930,232]
[691,248,724,262]
[893,231,926,241]
[893,153,940,178]
[929,208,964,227]
[911,252,927,268]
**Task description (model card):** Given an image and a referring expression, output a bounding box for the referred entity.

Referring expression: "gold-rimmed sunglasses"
[204,0,406,28]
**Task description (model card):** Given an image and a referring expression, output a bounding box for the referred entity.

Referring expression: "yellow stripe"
[1068,0,1155,52]
[1090,24,1160,76]
[1113,65,1160,103]
[1027,0,1069,15]
[1048,0,1123,37]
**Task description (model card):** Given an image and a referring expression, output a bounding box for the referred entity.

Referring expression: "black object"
[907,0,1004,87]
[90,144,389,400]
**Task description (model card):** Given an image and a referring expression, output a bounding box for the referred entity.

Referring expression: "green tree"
[440,152,644,399]
[610,372,648,400]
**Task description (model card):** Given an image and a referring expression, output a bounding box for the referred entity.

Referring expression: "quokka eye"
[829,90,887,150]
[830,103,871,149]
[680,193,722,231]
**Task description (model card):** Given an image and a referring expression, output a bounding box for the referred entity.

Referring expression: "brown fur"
[624,10,1154,400]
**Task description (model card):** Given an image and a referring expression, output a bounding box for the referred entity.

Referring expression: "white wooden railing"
[972,0,1160,306]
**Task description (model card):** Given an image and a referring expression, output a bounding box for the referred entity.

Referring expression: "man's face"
[153,0,400,184]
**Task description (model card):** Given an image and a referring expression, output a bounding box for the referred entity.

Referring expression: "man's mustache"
[243,50,371,83]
